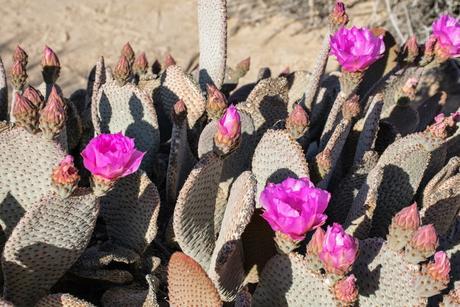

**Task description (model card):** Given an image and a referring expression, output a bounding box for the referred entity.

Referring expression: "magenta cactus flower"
[81,132,145,181]
[330,26,385,72]
[319,223,359,275]
[217,105,240,139]
[432,14,460,59]
[260,177,330,240]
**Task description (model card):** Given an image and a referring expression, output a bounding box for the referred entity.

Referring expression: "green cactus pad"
[2,188,99,306]
[94,79,160,174]
[208,171,256,301]
[173,153,223,269]
[0,126,66,236]
[252,129,309,208]
[100,171,160,254]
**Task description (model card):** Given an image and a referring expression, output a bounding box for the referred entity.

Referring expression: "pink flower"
[432,14,460,58]
[319,223,359,275]
[81,132,145,181]
[217,105,241,139]
[330,26,385,72]
[427,251,451,282]
[260,177,330,240]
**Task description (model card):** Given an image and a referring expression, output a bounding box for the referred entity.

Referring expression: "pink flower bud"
[10,60,27,90]
[51,155,80,198]
[81,132,145,181]
[42,46,60,68]
[329,1,349,27]
[49,85,66,109]
[13,93,37,132]
[260,177,330,241]
[333,274,358,304]
[393,203,420,230]
[403,36,419,62]
[172,99,187,123]
[316,148,332,177]
[402,78,419,100]
[286,104,309,138]
[427,112,460,139]
[164,53,177,68]
[427,251,451,282]
[133,52,149,76]
[410,225,438,254]
[330,27,385,72]
[121,42,135,66]
[432,14,460,61]
[23,86,44,110]
[214,105,241,154]
[13,45,28,66]
[39,90,66,138]
[423,35,438,63]
[113,55,131,86]
[342,94,361,120]
[52,155,80,186]
[236,57,250,74]
[307,227,325,256]
[319,223,359,275]
[206,84,228,120]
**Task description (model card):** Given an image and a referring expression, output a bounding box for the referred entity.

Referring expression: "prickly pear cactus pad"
[252,129,309,207]
[94,79,160,173]
[168,252,223,307]
[35,293,95,307]
[2,189,99,306]
[157,65,206,129]
[100,171,160,254]
[173,153,224,269]
[252,253,344,306]
[0,126,66,235]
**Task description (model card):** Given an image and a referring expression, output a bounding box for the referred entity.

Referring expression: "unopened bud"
[206,84,228,120]
[121,42,135,66]
[401,78,419,101]
[13,45,28,66]
[214,105,241,156]
[403,36,419,63]
[23,86,45,110]
[307,227,325,256]
[133,52,149,76]
[171,99,187,123]
[405,224,438,264]
[427,112,460,139]
[236,57,250,75]
[13,93,38,133]
[286,104,309,139]
[113,55,131,86]
[51,155,80,198]
[164,53,176,68]
[316,148,332,178]
[39,90,66,139]
[388,203,420,251]
[427,251,451,282]
[279,67,290,77]
[342,94,361,120]
[10,61,27,90]
[329,1,349,29]
[421,35,437,65]
[333,275,358,304]
[41,46,61,83]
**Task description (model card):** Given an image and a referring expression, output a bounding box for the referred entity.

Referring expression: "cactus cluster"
[0,0,459,306]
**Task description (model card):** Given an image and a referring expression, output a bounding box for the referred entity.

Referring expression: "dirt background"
[0,0,382,96]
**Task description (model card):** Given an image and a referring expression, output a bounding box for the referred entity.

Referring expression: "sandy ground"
[0,0,381,97]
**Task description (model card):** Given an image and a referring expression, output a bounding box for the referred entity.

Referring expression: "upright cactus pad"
[168,252,222,307]
[94,79,160,173]
[197,0,227,91]
[2,189,99,306]
[35,293,95,307]
[0,126,66,235]
[173,153,223,269]
[157,65,206,129]
[100,171,160,254]
[252,129,309,207]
